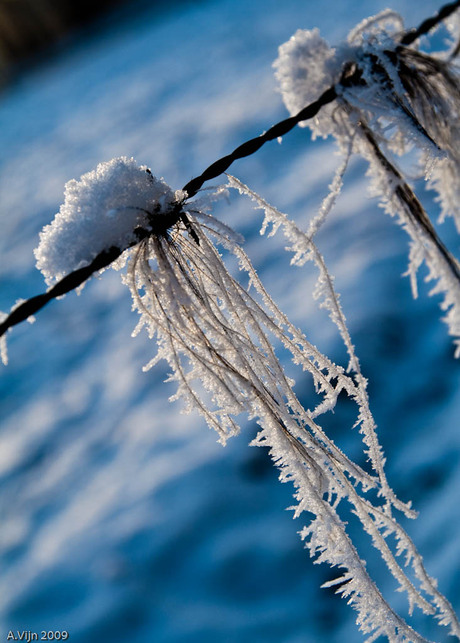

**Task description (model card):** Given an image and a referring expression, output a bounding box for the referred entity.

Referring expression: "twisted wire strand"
[0,246,122,336]
[399,0,460,47]
[1,0,458,339]
[182,86,337,200]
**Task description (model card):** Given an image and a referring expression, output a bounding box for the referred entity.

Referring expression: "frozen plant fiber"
[2,3,460,642]
[275,8,460,354]
[34,154,453,640]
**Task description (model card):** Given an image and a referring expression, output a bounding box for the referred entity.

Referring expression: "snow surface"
[0,0,459,642]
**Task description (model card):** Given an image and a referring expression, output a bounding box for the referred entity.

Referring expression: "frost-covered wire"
[275,3,460,351]
[1,2,459,343]
[1,5,460,639]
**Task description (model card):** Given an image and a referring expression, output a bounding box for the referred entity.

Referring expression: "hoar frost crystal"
[275,10,460,355]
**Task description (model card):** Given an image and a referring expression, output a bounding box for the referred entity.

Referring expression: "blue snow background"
[0,0,459,641]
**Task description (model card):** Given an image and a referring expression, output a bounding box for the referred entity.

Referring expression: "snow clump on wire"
[274,10,460,354]
[34,157,179,285]
[274,9,459,160]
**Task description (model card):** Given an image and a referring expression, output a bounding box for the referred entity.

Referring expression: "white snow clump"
[273,11,433,148]
[273,27,343,139]
[274,10,457,160]
[274,11,460,353]
[35,157,177,285]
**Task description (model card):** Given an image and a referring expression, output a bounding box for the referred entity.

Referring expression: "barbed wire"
[1,0,459,340]
[399,0,460,46]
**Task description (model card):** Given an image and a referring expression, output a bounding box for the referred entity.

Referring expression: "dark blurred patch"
[0,0,126,75]
[239,441,275,482]
[0,0,206,83]
[398,451,458,506]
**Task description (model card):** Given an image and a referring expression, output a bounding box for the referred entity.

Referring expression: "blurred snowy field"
[0,0,459,641]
